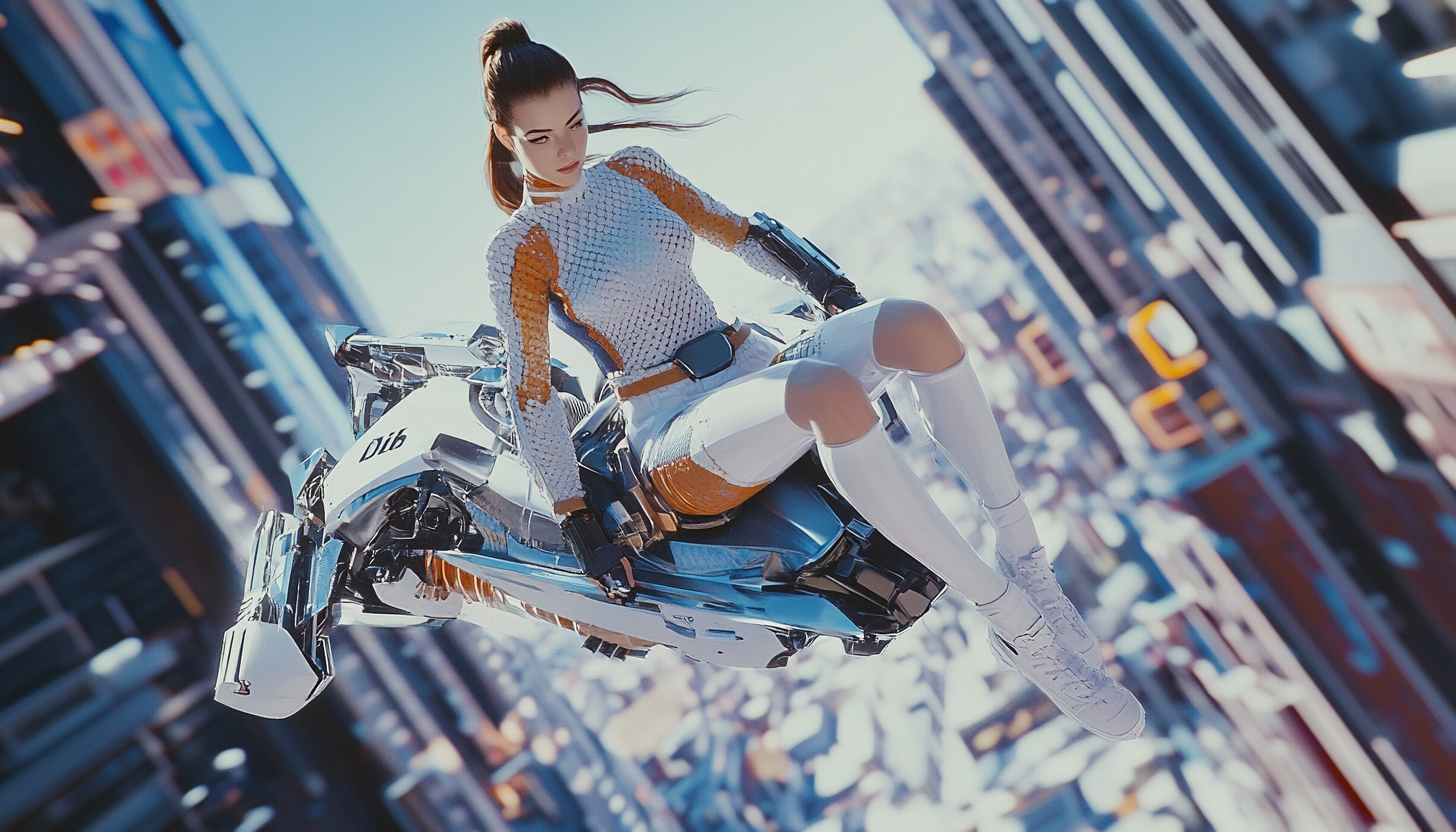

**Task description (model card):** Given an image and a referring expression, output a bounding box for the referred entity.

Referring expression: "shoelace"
[1010,554,1085,636]
[1016,627,1100,700]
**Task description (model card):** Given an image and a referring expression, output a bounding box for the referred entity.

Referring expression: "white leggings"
[634,299,1020,604]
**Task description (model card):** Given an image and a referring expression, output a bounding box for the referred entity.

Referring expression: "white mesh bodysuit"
[485,146,794,513]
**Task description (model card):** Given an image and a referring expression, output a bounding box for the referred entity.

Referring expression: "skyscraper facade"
[0,0,391,826]
[890,0,1456,823]
[0,1,658,830]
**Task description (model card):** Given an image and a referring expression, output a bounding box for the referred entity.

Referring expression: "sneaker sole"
[988,632,1146,743]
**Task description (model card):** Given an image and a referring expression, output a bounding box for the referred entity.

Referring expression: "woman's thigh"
[640,360,814,515]
[640,303,900,515]
[774,298,897,397]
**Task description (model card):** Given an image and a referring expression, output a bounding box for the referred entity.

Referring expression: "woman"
[480,20,1143,742]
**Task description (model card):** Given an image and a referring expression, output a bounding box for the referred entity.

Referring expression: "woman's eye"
[527,136,548,144]
[569,120,584,130]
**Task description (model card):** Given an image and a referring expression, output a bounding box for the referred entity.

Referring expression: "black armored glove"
[561,507,636,602]
[823,285,867,316]
[747,212,866,317]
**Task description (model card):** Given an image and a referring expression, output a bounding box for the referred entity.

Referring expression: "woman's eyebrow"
[524,108,584,136]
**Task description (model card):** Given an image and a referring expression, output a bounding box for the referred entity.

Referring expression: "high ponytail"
[481,20,724,213]
[481,20,571,213]
[486,124,523,212]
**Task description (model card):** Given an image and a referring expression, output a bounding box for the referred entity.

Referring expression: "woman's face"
[494,82,588,189]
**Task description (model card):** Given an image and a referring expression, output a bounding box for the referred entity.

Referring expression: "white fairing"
[323,377,531,526]
[214,619,330,719]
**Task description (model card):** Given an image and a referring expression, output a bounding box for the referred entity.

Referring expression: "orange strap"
[615,324,751,400]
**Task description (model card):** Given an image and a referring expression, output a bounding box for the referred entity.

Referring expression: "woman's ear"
[492,122,514,153]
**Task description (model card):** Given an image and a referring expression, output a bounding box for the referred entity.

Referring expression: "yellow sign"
[1128,300,1207,380]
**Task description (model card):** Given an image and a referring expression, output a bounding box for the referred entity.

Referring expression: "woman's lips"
[557,160,581,174]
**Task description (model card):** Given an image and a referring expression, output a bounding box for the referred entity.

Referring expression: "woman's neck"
[523,171,585,205]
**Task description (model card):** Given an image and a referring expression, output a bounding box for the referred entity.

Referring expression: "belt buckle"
[672,328,734,380]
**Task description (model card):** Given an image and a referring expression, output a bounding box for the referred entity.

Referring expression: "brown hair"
[481,20,722,213]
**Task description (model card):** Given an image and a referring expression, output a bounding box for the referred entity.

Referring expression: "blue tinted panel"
[86,0,252,182]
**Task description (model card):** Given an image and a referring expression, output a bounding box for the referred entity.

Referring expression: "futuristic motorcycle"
[215,224,948,720]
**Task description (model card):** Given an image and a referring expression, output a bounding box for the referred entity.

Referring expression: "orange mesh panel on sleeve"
[649,455,769,516]
[511,224,557,408]
[605,157,750,250]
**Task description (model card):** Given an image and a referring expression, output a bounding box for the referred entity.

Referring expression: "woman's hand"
[561,507,638,602]
[824,284,867,316]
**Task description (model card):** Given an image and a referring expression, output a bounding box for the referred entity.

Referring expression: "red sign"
[61,108,167,207]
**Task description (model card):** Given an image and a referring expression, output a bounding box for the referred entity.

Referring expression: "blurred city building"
[0,0,655,830]
[889,0,1456,827]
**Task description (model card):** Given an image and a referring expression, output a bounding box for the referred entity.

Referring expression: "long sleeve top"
[485,146,795,514]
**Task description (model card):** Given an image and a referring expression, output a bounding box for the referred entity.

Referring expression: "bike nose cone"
[214,620,331,719]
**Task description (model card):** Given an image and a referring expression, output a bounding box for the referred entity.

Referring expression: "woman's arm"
[486,221,587,515]
[487,222,636,599]
[604,146,801,283]
[605,147,864,314]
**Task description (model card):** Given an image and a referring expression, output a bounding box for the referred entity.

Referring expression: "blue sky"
[173,1,961,366]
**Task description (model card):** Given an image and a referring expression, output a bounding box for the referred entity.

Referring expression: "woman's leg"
[818,299,1139,737]
[644,337,1143,740]
[783,361,1012,604]
[864,299,1099,665]
[643,356,1010,604]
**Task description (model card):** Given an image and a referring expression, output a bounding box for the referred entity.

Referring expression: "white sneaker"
[977,584,1145,742]
[985,496,1101,669]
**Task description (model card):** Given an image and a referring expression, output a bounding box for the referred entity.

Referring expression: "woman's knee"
[872,298,965,373]
[784,360,878,444]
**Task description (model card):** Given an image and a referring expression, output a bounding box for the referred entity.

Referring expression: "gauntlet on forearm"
[746,212,866,315]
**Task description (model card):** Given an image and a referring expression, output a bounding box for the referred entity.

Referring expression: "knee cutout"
[872,298,965,373]
[785,360,878,444]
